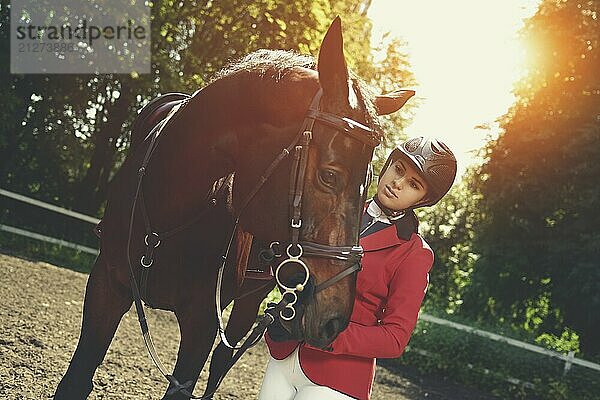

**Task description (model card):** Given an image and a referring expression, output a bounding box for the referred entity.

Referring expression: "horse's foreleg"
[204,281,275,398]
[161,303,217,400]
[54,255,132,399]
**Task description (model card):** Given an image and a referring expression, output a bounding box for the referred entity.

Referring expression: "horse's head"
[228,17,414,348]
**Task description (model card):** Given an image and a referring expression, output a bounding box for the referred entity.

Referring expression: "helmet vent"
[404,137,421,152]
[431,142,446,155]
[425,153,446,161]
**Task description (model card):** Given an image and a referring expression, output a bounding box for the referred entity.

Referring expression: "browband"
[306,108,381,148]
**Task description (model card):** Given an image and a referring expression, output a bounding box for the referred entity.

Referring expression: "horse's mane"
[211,49,315,83]
[212,49,382,141]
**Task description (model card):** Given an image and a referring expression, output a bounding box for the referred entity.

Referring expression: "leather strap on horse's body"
[124,96,270,399]
[124,87,379,399]
[125,95,294,399]
[137,177,230,305]
[125,98,201,395]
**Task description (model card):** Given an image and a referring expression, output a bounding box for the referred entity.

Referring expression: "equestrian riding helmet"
[380,137,457,208]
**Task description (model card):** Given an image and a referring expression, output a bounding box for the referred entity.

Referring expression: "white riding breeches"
[258,347,355,400]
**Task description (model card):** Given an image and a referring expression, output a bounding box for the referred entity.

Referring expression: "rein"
[125,88,379,398]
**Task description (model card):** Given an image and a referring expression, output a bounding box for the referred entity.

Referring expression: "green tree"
[463,0,600,356]
[1,0,415,237]
[419,173,481,315]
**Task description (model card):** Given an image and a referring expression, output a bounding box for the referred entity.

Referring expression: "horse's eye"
[319,169,338,188]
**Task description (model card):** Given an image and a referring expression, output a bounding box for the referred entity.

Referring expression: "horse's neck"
[142,87,248,229]
[142,75,315,231]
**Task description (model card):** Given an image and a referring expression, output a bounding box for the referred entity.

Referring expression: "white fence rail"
[0,188,100,224]
[0,188,99,255]
[0,224,99,255]
[419,313,600,373]
[2,188,600,380]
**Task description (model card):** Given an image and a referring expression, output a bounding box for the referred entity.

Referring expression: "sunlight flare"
[369,0,542,177]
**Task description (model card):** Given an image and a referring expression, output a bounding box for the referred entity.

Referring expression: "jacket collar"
[361,202,419,251]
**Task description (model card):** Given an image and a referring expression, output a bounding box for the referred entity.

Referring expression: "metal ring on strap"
[286,243,303,258]
[144,232,161,248]
[275,244,310,321]
[140,255,154,268]
[269,241,282,258]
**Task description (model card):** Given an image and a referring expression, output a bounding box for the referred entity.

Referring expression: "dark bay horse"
[54,18,414,399]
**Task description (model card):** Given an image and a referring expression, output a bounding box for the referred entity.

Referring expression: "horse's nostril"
[322,317,346,342]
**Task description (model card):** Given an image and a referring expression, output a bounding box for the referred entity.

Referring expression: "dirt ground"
[0,253,496,399]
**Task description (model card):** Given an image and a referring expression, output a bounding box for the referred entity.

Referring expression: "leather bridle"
[125,87,380,399]
[215,88,379,328]
[268,89,378,321]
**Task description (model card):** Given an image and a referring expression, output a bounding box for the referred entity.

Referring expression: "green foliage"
[1,0,414,270]
[459,0,600,356]
[397,318,600,400]
[419,172,482,314]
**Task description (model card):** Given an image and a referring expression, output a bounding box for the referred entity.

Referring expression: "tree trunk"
[79,91,132,215]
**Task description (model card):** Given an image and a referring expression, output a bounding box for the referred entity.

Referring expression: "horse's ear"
[317,16,349,107]
[374,90,416,115]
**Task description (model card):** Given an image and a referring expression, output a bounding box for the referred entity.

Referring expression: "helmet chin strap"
[373,195,407,218]
[373,192,432,217]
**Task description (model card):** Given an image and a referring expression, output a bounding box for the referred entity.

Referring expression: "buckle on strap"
[144,232,161,248]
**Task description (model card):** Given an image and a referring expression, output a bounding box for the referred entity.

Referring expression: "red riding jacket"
[265,209,434,399]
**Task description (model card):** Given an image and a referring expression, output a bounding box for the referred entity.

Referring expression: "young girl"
[259,137,457,400]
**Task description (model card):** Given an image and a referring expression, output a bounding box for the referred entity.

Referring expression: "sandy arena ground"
[0,254,496,399]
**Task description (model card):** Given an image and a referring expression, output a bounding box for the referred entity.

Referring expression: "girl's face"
[376,157,429,212]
